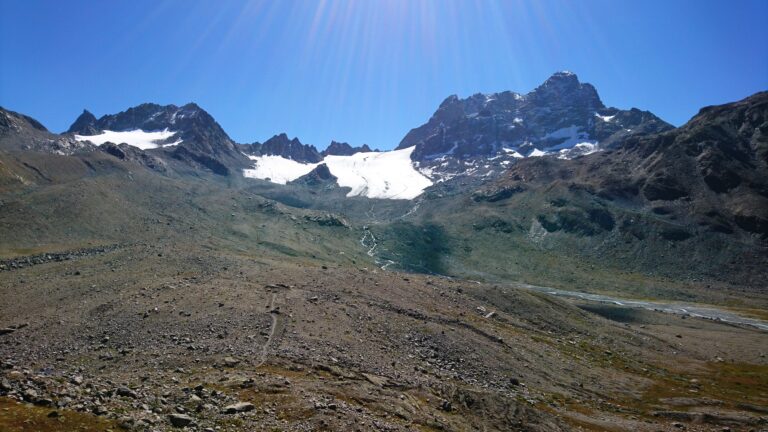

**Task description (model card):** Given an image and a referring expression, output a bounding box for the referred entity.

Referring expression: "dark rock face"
[248,133,322,163]
[98,143,168,173]
[321,141,372,157]
[472,185,525,202]
[67,103,249,174]
[642,174,689,201]
[66,109,98,135]
[291,163,337,186]
[397,72,672,162]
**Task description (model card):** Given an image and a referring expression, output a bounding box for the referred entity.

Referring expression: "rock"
[0,328,15,335]
[6,371,24,380]
[223,402,255,414]
[35,398,54,407]
[362,373,389,387]
[168,413,194,427]
[116,387,138,398]
[70,375,83,385]
[223,357,240,367]
[22,388,38,401]
[117,416,135,429]
[439,400,452,411]
[93,405,109,416]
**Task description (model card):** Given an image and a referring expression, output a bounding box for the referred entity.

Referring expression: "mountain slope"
[1,107,92,155]
[369,92,768,302]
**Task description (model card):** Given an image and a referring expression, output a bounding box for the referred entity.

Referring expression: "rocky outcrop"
[248,133,322,163]
[321,141,372,157]
[1,107,92,155]
[291,163,337,186]
[66,109,98,135]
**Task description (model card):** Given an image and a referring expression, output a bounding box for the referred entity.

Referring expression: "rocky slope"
[502,91,768,238]
[1,107,92,156]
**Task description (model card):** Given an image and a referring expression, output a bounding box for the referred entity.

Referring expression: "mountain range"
[1,72,768,431]
[2,72,766,297]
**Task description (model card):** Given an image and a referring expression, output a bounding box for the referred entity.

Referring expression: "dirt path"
[256,292,279,367]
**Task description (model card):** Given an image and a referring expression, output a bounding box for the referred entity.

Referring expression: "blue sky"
[1,1,767,150]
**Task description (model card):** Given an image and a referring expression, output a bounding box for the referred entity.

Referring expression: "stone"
[223,357,240,367]
[116,387,138,398]
[22,389,38,401]
[168,413,194,427]
[223,402,255,414]
[35,398,54,407]
[439,400,452,411]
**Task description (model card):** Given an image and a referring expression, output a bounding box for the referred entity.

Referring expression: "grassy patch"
[0,397,117,432]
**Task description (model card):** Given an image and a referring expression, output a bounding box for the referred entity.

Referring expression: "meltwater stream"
[515,283,768,332]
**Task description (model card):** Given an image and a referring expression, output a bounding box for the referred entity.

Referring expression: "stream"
[515,283,768,331]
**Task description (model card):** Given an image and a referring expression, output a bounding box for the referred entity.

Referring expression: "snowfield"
[242,155,316,185]
[75,129,181,150]
[243,146,433,200]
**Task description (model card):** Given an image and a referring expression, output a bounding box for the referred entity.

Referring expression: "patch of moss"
[0,397,117,432]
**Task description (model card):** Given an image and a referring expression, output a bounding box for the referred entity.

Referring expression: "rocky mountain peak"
[396,72,670,169]
[528,71,603,110]
[66,109,98,134]
[541,70,580,86]
[255,134,322,163]
[63,102,249,174]
[321,140,372,157]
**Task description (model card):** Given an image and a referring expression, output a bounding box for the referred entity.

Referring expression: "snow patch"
[557,142,600,159]
[595,113,616,122]
[75,129,181,150]
[542,125,595,151]
[324,147,432,200]
[502,148,526,158]
[243,146,432,200]
[242,155,316,185]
